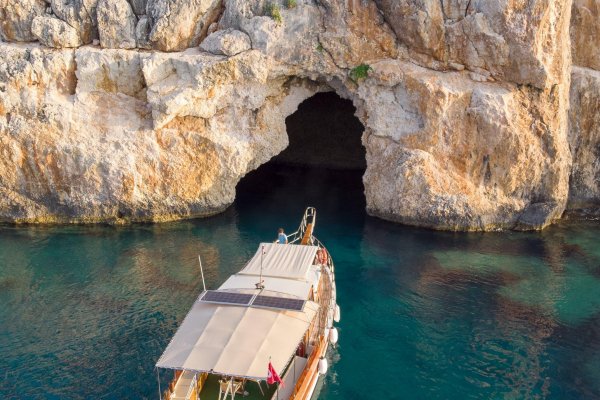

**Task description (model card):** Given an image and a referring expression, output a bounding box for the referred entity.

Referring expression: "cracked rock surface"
[0,0,597,230]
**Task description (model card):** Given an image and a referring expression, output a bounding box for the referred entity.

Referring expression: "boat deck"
[198,374,278,400]
[270,356,308,400]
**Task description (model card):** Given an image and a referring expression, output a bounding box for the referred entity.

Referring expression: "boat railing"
[289,335,326,400]
[288,207,316,244]
[312,235,335,271]
[185,373,197,400]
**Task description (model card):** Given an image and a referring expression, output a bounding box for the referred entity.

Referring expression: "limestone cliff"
[0,0,594,231]
[568,0,600,216]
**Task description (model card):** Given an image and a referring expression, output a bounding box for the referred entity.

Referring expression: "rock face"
[0,0,596,231]
[567,0,600,216]
[571,0,600,70]
[31,16,84,49]
[50,0,99,44]
[0,0,46,42]
[146,0,223,51]
[199,29,251,56]
[568,68,600,214]
[97,0,137,49]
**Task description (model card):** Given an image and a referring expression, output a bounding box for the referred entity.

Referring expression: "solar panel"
[252,295,305,311]
[200,290,253,306]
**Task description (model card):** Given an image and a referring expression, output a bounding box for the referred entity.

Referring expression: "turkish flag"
[267,361,284,386]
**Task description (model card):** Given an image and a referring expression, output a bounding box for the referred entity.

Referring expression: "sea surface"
[1,165,600,399]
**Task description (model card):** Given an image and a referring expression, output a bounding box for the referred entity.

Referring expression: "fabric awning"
[219,267,320,299]
[239,243,319,281]
[156,297,319,379]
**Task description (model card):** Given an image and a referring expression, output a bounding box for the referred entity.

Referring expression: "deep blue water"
[1,165,600,399]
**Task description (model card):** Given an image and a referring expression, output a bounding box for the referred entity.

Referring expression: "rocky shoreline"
[0,0,599,230]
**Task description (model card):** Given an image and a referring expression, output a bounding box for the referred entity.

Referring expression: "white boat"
[156,207,339,400]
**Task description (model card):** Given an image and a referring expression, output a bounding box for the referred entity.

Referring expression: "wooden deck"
[271,356,308,400]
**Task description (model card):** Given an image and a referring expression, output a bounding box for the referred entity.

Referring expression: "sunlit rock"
[0,0,46,42]
[97,0,137,49]
[31,16,83,49]
[0,0,593,230]
[199,28,251,56]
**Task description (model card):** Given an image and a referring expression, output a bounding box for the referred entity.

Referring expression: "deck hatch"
[200,291,253,306]
[252,295,306,311]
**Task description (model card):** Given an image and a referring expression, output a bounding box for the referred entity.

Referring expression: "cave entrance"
[235,91,367,230]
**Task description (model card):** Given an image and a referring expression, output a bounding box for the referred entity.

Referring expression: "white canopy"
[240,243,319,281]
[220,267,321,299]
[156,296,319,379]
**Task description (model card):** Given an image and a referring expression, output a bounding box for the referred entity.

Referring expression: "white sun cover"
[240,243,319,280]
[156,297,318,379]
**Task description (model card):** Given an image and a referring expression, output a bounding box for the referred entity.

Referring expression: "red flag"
[267,361,283,386]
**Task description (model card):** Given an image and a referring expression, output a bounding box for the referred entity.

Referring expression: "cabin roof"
[239,243,319,281]
[156,243,322,379]
[219,266,320,299]
[155,295,318,379]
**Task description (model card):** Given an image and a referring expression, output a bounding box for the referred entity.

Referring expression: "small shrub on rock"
[286,0,297,8]
[265,3,283,24]
[349,64,373,83]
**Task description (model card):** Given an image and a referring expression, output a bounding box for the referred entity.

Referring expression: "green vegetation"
[285,0,297,8]
[316,43,324,52]
[264,2,283,24]
[349,64,373,83]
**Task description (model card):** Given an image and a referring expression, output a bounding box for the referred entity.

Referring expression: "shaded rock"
[50,0,99,44]
[146,0,223,51]
[97,0,137,49]
[567,67,600,213]
[515,202,563,231]
[135,15,151,49]
[441,0,472,21]
[200,28,251,56]
[31,16,83,48]
[0,0,46,42]
[129,0,147,16]
[571,0,600,70]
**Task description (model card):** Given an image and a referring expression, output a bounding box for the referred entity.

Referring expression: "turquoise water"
[1,165,600,399]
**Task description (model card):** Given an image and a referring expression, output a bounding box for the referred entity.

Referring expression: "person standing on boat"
[277,228,288,244]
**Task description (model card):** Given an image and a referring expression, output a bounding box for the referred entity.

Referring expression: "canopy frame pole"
[257,245,265,289]
[198,255,206,292]
[257,380,265,396]
[156,368,162,400]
